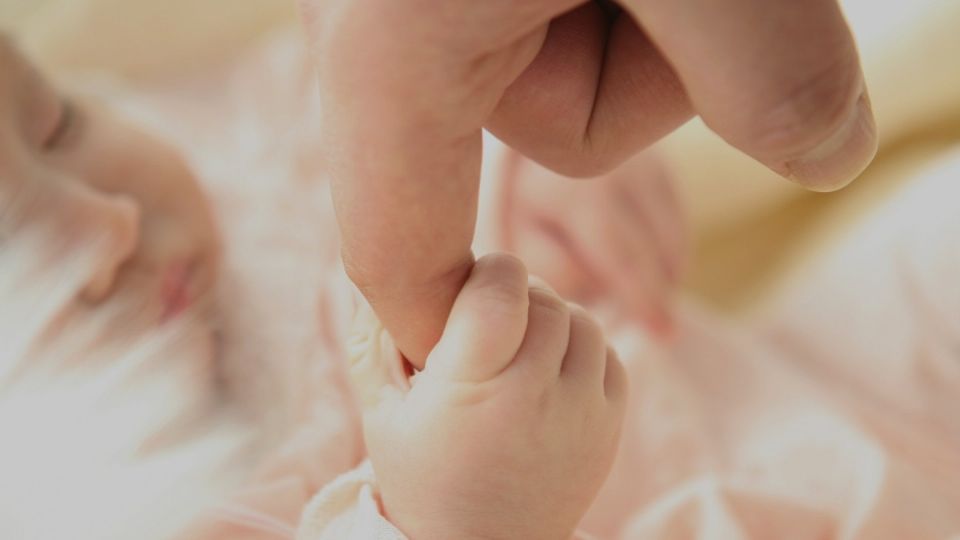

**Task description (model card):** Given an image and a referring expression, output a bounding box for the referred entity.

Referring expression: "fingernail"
[783,92,878,192]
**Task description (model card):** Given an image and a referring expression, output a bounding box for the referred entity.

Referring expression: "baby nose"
[75,190,141,303]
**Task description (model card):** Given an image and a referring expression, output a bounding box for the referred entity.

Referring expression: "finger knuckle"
[568,304,603,344]
[744,50,862,158]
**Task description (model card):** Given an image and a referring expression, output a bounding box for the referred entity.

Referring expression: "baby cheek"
[511,218,598,303]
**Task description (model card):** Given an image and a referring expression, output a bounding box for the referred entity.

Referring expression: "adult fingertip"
[779,91,879,192]
[630,0,877,194]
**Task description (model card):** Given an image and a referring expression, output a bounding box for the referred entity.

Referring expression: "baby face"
[498,148,687,335]
[0,36,220,323]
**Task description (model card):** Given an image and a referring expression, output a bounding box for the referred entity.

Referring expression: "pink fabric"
[132,33,960,539]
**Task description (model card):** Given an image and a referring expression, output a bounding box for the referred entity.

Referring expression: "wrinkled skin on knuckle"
[738,50,863,160]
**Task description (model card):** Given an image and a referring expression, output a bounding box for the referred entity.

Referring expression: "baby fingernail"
[783,92,878,192]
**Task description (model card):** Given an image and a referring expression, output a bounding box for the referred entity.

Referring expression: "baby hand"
[355,254,627,540]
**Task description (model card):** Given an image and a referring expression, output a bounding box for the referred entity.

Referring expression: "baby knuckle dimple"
[740,51,862,159]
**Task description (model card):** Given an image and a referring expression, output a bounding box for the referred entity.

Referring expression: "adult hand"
[301,0,877,366]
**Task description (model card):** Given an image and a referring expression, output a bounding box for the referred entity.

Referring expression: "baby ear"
[77,192,141,303]
[4,174,141,304]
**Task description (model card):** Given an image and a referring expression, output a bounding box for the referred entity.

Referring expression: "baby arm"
[300,254,627,539]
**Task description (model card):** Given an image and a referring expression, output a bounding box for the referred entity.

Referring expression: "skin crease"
[300,0,879,372]
[0,37,220,326]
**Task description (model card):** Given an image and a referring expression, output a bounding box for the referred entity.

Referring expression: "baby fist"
[354,254,627,540]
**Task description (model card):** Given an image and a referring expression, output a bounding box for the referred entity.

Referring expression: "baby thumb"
[425,253,529,383]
